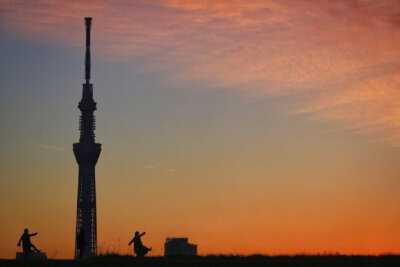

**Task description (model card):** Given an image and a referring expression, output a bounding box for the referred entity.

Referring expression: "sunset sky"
[1,0,400,259]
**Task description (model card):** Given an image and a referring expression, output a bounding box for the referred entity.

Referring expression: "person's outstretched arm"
[29,232,38,237]
[17,235,22,246]
[140,232,146,237]
[128,238,134,246]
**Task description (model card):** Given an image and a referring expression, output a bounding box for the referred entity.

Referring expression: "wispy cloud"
[25,140,65,151]
[166,168,176,173]
[144,165,155,170]
[4,0,400,146]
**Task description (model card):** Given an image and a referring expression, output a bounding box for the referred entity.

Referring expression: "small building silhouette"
[164,238,197,256]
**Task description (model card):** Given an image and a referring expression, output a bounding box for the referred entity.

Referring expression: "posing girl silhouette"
[128,231,152,258]
[17,228,41,254]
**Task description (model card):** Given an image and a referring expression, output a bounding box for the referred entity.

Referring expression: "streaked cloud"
[144,165,155,170]
[25,140,65,151]
[3,0,400,145]
[166,168,176,173]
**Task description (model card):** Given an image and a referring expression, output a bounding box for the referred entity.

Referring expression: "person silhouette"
[76,227,86,259]
[128,231,152,258]
[17,228,41,255]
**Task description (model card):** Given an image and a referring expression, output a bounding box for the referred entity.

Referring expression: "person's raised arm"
[29,232,38,237]
[140,232,146,237]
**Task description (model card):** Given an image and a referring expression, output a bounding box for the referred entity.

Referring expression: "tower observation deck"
[73,17,101,259]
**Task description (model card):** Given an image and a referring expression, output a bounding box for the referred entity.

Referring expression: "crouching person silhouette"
[128,231,152,258]
[17,228,41,255]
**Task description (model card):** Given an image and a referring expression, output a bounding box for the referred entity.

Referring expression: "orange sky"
[1,0,400,259]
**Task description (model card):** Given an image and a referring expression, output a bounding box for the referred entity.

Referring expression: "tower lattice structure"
[73,17,101,259]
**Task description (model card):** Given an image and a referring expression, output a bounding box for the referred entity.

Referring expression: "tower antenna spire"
[85,17,92,84]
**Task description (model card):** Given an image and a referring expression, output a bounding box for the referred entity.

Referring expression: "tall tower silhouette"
[73,17,101,259]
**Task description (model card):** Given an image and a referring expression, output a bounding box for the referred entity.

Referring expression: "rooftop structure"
[164,238,197,257]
